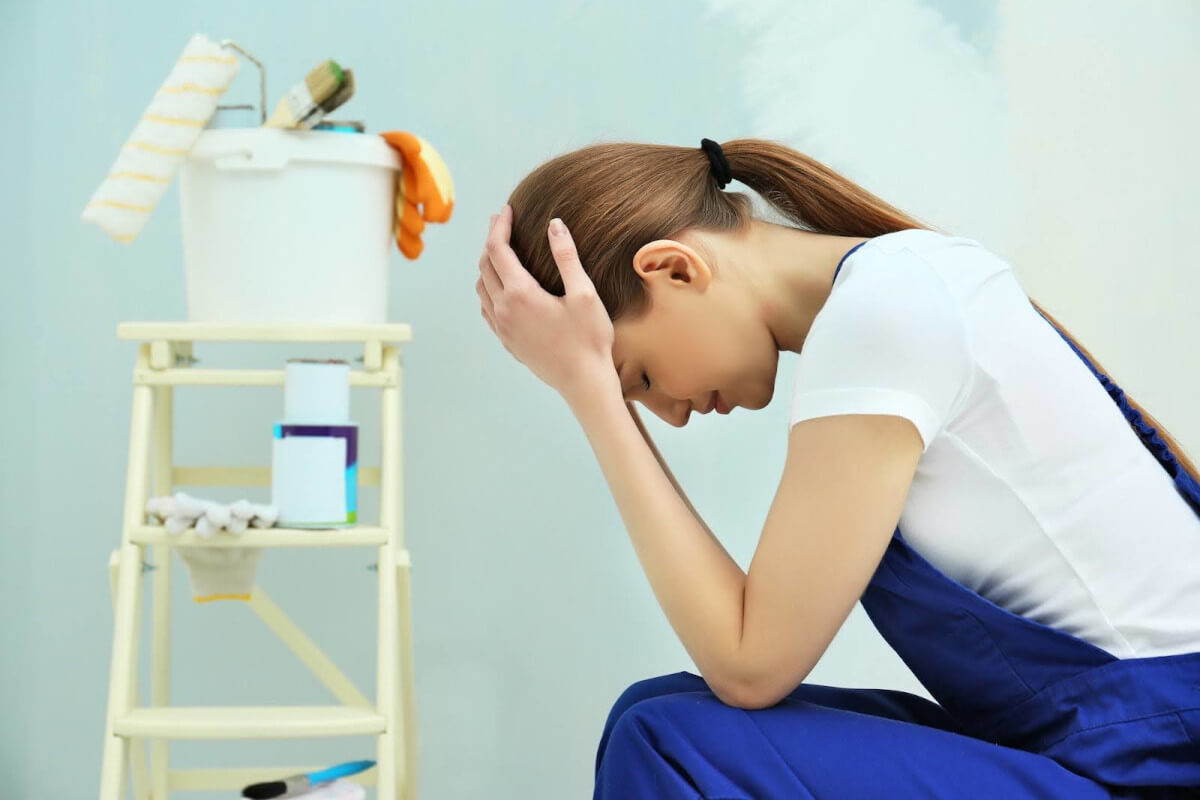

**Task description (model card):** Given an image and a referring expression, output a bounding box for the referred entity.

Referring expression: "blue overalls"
[593,242,1200,799]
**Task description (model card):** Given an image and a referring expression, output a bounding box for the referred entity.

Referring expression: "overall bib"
[593,243,1200,799]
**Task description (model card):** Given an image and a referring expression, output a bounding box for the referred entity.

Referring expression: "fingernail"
[549,218,564,236]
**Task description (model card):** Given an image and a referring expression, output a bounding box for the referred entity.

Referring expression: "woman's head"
[504,138,934,426]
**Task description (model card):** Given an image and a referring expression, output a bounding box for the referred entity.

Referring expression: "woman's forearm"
[566,375,748,697]
[626,401,720,540]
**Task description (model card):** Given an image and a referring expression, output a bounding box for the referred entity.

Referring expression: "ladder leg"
[150,385,173,799]
[397,559,419,800]
[101,546,146,799]
[376,550,398,800]
[376,346,402,800]
[109,553,150,800]
[129,584,149,800]
[391,350,418,799]
[100,350,153,800]
[131,744,150,800]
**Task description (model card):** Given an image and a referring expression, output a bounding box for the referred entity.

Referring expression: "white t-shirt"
[789,228,1200,659]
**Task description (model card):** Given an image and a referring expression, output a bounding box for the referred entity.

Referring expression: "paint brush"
[264,59,346,129]
[241,759,375,798]
[296,68,356,130]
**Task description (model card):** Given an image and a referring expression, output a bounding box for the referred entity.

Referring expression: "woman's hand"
[476,204,617,402]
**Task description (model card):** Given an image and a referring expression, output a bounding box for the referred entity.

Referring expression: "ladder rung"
[134,367,395,387]
[113,706,386,739]
[117,321,413,343]
[130,525,390,547]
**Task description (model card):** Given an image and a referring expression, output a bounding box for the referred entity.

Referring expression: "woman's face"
[610,237,780,427]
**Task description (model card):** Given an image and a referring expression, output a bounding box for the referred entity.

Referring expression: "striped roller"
[81,33,239,243]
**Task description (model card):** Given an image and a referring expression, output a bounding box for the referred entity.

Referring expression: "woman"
[474,138,1200,798]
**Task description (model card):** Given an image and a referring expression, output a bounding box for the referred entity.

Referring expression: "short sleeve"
[789,246,971,453]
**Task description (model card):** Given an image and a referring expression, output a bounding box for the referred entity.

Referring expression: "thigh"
[595,672,1125,800]
[595,670,710,773]
[596,670,962,775]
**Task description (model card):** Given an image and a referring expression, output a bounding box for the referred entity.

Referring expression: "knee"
[604,671,706,731]
[594,671,707,775]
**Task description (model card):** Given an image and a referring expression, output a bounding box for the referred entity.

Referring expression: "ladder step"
[113,706,386,739]
[130,525,389,547]
[117,321,412,343]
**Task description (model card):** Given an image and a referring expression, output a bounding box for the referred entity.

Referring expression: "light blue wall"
[17,2,1197,799]
[2,2,38,795]
[1,3,772,797]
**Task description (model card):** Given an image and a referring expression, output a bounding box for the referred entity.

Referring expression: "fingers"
[485,204,536,291]
[546,217,591,296]
[476,275,496,327]
[478,247,503,299]
[476,279,515,359]
[478,215,503,333]
[476,237,501,341]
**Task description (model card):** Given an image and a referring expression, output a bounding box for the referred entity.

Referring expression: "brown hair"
[503,137,1200,486]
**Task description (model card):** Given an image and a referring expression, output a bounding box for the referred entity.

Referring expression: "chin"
[749,382,774,410]
[724,378,774,413]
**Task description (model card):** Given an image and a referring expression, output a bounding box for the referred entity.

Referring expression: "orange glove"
[380,131,455,260]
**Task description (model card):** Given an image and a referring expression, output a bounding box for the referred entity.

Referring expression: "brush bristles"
[242,780,287,799]
[304,59,346,106]
[319,69,355,113]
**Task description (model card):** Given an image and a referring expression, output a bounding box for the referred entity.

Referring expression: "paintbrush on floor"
[242,759,374,798]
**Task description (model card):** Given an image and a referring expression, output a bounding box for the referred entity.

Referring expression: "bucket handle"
[218,39,267,125]
[211,141,291,171]
[208,41,288,171]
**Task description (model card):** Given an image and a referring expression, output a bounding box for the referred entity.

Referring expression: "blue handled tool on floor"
[241,760,375,798]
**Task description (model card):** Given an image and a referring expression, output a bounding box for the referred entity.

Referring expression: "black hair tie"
[700,138,732,190]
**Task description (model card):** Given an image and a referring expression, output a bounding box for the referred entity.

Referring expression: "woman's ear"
[632,239,713,290]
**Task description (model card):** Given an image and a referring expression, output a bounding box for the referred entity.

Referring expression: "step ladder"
[98,322,419,800]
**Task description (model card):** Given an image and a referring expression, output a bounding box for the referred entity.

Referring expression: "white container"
[179,128,401,324]
[284,358,351,422]
[271,422,359,528]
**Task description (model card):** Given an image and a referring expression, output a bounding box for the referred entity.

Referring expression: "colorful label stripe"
[274,424,359,519]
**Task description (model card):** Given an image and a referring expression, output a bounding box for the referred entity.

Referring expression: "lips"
[699,390,731,415]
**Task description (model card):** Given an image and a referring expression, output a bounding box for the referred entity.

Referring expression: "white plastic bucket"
[179,128,401,324]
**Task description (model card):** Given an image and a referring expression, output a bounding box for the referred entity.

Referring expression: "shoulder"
[791,231,975,454]
[812,237,965,348]
[836,228,976,282]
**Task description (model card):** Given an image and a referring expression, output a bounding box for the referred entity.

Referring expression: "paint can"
[271,359,358,528]
[284,358,350,421]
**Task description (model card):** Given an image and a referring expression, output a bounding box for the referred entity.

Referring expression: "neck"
[744,220,869,354]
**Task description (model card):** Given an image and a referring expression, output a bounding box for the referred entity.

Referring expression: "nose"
[638,392,694,428]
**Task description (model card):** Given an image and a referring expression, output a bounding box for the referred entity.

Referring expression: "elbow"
[716,658,814,710]
[712,672,776,711]
[717,681,775,711]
